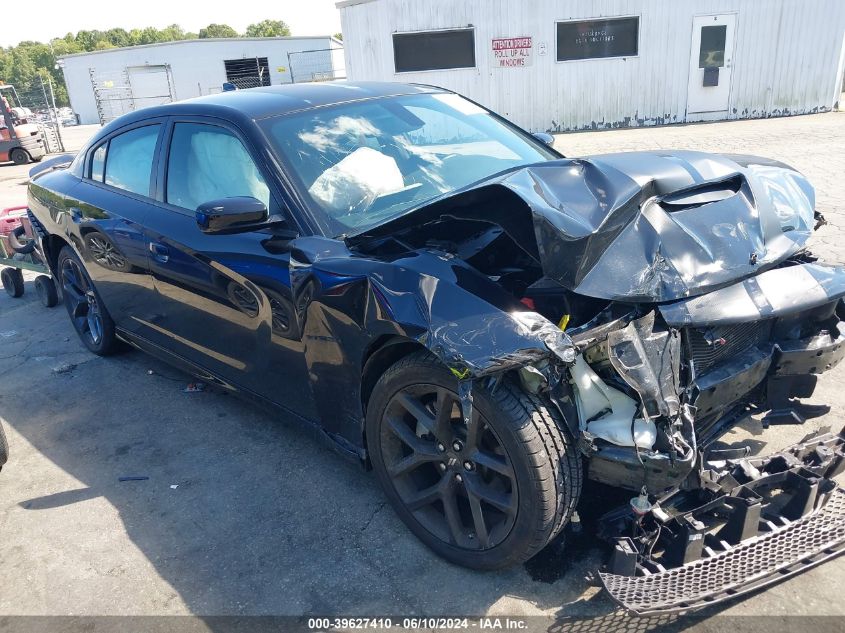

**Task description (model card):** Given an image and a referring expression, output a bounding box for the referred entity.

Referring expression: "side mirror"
[533,132,555,147]
[196,197,269,234]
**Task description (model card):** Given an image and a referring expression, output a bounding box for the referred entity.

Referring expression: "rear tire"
[366,351,582,569]
[58,246,118,355]
[10,148,29,165]
[1,268,24,298]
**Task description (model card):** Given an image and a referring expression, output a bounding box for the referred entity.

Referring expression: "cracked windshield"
[261,92,556,236]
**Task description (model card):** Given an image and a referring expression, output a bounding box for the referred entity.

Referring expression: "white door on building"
[127,65,174,110]
[687,14,736,114]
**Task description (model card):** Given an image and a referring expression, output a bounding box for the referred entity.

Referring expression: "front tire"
[366,352,582,570]
[58,246,118,355]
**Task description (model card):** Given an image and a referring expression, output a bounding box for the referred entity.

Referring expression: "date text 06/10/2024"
[307,617,528,630]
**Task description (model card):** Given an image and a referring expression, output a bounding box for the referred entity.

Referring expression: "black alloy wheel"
[58,246,117,355]
[380,383,519,550]
[367,352,582,570]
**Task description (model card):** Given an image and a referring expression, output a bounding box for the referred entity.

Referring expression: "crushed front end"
[349,150,845,611]
[563,263,845,614]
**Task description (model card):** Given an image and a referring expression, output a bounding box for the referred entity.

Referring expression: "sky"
[0,0,343,47]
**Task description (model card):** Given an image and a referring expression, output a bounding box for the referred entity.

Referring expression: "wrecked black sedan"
[27,82,845,613]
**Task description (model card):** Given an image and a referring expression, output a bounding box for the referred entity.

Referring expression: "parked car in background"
[25,82,845,614]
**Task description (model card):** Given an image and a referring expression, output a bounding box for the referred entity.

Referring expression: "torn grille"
[686,320,773,374]
[601,487,845,614]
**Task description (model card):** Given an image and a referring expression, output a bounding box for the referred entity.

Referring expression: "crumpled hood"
[517,151,816,302]
[350,150,817,303]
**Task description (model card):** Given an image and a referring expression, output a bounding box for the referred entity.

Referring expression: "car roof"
[103,81,446,131]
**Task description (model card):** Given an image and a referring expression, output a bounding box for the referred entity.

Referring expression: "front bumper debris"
[599,426,845,614]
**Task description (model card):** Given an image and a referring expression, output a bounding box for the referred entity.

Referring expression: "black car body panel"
[25,82,845,613]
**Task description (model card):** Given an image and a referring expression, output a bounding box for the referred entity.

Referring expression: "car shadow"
[0,287,736,630]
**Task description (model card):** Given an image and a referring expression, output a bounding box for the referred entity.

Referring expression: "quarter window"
[102,125,161,196]
[165,123,270,213]
[90,144,106,182]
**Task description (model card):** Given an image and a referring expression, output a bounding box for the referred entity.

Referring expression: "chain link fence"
[226,75,270,90]
[287,47,346,84]
[1,80,66,154]
[89,64,175,125]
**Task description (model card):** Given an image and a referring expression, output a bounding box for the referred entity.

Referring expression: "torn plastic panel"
[348,151,816,303]
[606,311,681,419]
[570,355,657,449]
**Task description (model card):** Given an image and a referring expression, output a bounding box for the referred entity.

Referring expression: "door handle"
[149,242,169,263]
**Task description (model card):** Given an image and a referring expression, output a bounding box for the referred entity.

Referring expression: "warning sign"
[491,36,533,68]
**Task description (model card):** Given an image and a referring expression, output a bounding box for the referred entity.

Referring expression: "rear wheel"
[366,352,582,569]
[9,148,29,165]
[58,246,118,355]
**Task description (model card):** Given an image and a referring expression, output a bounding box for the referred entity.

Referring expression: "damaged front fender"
[286,240,578,452]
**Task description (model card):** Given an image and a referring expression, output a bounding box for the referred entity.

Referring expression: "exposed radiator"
[686,320,774,374]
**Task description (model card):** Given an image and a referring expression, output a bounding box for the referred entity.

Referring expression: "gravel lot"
[1,113,844,632]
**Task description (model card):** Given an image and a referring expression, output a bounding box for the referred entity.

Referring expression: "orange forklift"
[0,85,45,165]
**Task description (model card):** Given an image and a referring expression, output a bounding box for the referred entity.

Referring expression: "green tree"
[333,32,343,41]
[136,27,163,45]
[198,24,239,39]
[160,24,191,42]
[74,30,108,51]
[244,19,291,38]
[104,28,131,48]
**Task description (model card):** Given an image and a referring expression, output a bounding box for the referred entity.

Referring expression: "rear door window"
[102,125,160,196]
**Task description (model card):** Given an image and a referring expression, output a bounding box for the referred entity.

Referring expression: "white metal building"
[338,0,845,132]
[59,37,345,125]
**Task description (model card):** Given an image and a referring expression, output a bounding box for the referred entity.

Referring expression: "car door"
[138,117,318,420]
[64,121,164,335]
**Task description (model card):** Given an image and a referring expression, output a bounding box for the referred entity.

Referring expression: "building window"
[699,25,727,68]
[393,28,476,73]
[224,57,271,89]
[556,17,639,61]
